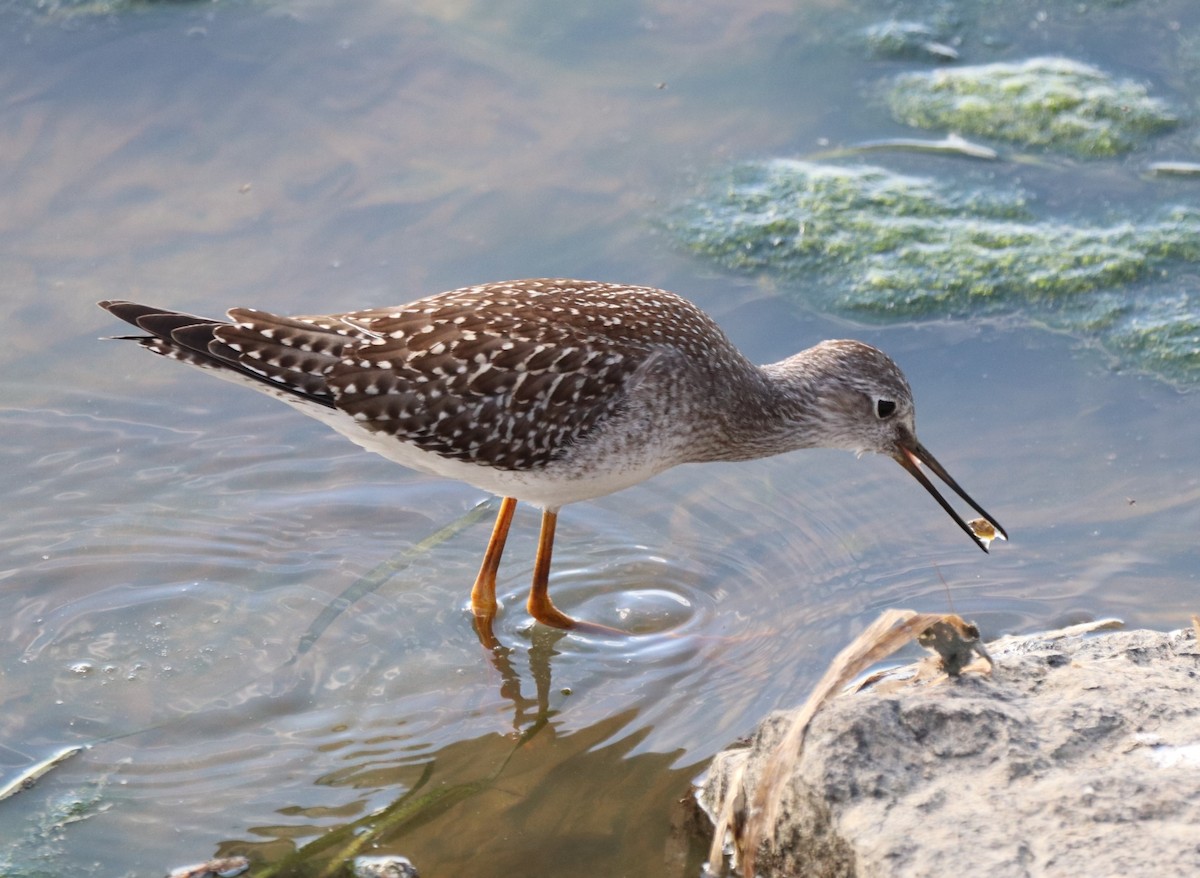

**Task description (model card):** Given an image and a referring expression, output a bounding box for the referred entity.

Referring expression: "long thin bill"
[894,437,1008,553]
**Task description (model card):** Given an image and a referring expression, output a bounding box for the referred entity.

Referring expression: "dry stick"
[708,609,947,877]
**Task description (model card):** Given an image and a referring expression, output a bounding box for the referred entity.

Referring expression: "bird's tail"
[98,300,342,408]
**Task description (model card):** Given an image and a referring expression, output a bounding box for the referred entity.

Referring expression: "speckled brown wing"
[319,281,669,470]
[213,309,371,403]
[108,280,736,474]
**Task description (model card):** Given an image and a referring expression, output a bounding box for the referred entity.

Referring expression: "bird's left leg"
[527,508,623,635]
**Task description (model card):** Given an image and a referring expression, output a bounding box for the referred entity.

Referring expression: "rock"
[354,854,419,878]
[166,857,249,878]
[697,626,1200,877]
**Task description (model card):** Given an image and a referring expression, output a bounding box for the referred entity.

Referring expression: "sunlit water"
[1,1,1198,876]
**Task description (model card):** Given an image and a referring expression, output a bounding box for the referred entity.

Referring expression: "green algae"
[0,783,108,878]
[671,159,1200,387]
[886,58,1178,157]
[1100,292,1200,385]
[677,161,1024,296]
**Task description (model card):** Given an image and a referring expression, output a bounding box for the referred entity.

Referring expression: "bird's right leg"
[470,496,518,646]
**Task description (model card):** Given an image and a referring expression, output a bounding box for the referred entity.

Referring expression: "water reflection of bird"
[100,278,1006,640]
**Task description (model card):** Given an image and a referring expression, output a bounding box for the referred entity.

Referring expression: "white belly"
[200,361,689,509]
[279,393,681,510]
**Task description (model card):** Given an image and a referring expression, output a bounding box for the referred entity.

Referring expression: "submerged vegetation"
[0,783,108,878]
[886,58,1178,157]
[671,159,1200,387]
[676,19,1197,388]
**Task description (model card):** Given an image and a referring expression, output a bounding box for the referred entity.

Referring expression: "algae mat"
[670,158,1200,389]
[886,58,1178,158]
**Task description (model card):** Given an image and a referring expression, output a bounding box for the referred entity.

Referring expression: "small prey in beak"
[893,431,1008,553]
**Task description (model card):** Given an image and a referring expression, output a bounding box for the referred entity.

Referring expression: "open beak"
[893,431,1008,553]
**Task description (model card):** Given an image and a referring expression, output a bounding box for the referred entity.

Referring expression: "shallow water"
[1,1,1198,876]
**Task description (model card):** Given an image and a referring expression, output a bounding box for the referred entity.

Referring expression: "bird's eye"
[875,398,897,419]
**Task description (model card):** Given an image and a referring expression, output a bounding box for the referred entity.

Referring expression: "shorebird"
[100,278,1006,637]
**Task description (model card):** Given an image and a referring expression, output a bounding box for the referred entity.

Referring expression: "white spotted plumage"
[99,279,1003,553]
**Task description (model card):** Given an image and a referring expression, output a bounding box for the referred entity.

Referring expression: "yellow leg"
[526,508,581,629]
[526,509,624,635]
[474,501,624,637]
[471,497,518,646]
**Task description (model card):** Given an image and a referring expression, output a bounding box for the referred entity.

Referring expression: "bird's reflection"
[274,496,573,738]
[479,625,567,734]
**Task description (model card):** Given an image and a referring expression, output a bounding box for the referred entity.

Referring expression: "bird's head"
[778,340,1007,552]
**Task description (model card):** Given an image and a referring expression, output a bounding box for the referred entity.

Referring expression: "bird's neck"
[692,356,825,463]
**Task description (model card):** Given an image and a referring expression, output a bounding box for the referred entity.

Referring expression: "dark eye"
[875,398,896,419]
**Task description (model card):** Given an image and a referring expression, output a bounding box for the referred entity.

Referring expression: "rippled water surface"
[2,1,1198,876]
